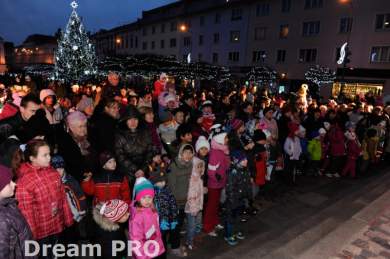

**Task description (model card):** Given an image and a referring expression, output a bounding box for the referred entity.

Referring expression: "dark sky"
[0,0,177,45]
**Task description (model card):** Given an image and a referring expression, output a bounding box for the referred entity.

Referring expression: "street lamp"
[179,24,187,32]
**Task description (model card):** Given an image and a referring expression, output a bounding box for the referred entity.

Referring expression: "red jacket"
[254,144,267,186]
[81,169,131,205]
[346,139,362,160]
[16,163,73,240]
[153,80,165,100]
[328,125,345,156]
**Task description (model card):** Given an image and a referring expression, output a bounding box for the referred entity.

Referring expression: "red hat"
[288,122,300,137]
[99,199,129,222]
[231,119,244,131]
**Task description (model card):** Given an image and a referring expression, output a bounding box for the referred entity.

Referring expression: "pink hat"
[99,199,129,222]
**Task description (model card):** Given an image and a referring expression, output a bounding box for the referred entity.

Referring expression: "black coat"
[0,198,36,259]
[89,112,118,153]
[0,113,25,144]
[114,127,153,180]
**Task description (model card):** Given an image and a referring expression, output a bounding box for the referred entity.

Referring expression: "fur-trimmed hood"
[92,207,120,232]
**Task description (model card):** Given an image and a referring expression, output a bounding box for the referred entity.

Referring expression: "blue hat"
[231,150,247,165]
[51,155,65,169]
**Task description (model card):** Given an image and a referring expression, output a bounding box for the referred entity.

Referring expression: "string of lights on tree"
[247,66,279,92]
[53,1,98,83]
[304,65,336,87]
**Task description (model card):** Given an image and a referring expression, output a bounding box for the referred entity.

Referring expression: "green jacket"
[308,138,322,161]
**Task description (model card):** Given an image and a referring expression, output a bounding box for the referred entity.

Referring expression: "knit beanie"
[99,199,129,222]
[195,136,210,153]
[345,121,355,130]
[149,167,167,185]
[319,128,327,135]
[0,165,12,192]
[51,155,65,169]
[231,150,247,165]
[133,177,155,201]
[288,122,300,137]
[39,89,55,102]
[99,151,115,167]
[231,119,244,131]
[209,124,226,144]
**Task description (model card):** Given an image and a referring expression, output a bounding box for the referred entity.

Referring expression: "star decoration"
[71,1,78,9]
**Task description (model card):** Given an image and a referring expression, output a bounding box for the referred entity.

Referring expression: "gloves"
[170,221,178,230]
[160,220,170,231]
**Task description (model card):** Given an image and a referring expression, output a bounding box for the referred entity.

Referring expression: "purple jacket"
[207,140,230,189]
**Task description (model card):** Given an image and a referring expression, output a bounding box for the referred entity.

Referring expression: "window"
[256,3,270,16]
[375,14,390,30]
[142,28,147,36]
[199,35,204,46]
[277,50,286,62]
[152,26,156,34]
[304,0,323,9]
[198,53,203,61]
[252,50,266,63]
[303,21,320,36]
[230,31,240,42]
[255,27,267,40]
[299,49,317,63]
[371,46,390,63]
[161,23,165,33]
[215,13,221,24]
[228,52,240,62]
[170,38,177,48]
[340,17,353,33]
[161,40,165,49]
[280,24,289,38]
[200,16,205,26]
[184,37,191,47]
[142,42,147,50]
[151,41,155,50]
[282,0,291,12]
[231,8,242,21]
[212,53,219,63]
[213,33,220,44]
[171,21,177,32]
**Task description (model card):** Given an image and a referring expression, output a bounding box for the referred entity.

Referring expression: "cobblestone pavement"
[333,207,390,259]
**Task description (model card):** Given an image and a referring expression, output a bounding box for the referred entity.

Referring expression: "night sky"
[0,0,177,45]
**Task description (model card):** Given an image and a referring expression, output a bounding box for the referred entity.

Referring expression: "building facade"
[92,0,390,96]
[13,34,57,69]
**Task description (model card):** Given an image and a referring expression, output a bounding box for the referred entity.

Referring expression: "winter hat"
[288,122,300,137]
[319,128,327,135]
[0,165,12,192]
[149,167,167,185]
[195,136,210,153]
[345,121,355,130]
[201,100,213,110]
[159,110,173,123]
[209,124,227,144]
[51,155,65,169]
[99,151,115,167]
[231,150,247,165]
[310,130,320,139]
[231,118,244,131]
[133,177,155,201]
[323,122,331,131]
[120,106,140,122]
[253,129,266,142]
[299,125,306,134]
[39,89,55,102]
[99,199,129,222]
[164,93,177,104]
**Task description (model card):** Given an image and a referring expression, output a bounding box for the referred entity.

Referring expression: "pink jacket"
[129,205,165,259]
[207,140,230,189]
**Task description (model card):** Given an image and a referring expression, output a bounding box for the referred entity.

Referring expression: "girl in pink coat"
[129,177,165,259]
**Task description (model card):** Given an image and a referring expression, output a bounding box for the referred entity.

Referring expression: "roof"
[22,34,57,45]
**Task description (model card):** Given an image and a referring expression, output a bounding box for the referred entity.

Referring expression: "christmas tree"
[54,1,97,83]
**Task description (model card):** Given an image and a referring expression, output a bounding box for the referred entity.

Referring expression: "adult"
[102,72,121,100]
[0,94,41,143]
[57,111,97,182]
[114,106,153,183]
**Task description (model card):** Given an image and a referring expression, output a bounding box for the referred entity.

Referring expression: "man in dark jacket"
[114,106,153,183]
[0,94,41,143]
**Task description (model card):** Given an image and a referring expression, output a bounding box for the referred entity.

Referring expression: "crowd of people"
[0,71,389,259]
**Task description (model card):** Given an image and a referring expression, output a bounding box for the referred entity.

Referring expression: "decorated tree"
[247,66,278,92]
[305,65,336,87]
[54,1,97,83]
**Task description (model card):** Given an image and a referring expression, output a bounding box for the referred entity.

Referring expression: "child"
[307,130,322,176]
[82,151,131,205]
[185,156,206,250]
[203,124,230,237]
[168,144,194,256]
[16,140,73,258]
[0,164,36,259]
[51,155,88,243]
[149,166,178,259]
[342,126,362,178]
[93,199,129,259]
[327,122,345,178]
[130,177,165,259]
[361,128,379,174]
[253,130,268,190]
[195,135,210,187]
[283,122,302,185]
[224,150,252,246]
[297,126,308,175]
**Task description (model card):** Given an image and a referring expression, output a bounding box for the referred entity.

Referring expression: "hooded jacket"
[207,139,230,189]
[168,144,194,206]
[185,157,205,215]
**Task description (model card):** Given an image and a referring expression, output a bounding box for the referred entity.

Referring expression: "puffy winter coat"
[0,198,36,259]
[154,186,178,231]
[308,138,322,161]
[207,139,230,189]
[328,125,345,156]
[225,161,252,212]
[185,157,205,215]
[114,127,153,180]
[129,205,165,259]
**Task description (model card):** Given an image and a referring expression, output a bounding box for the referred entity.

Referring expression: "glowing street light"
[180,24,187,32]
[116,38,122,44]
